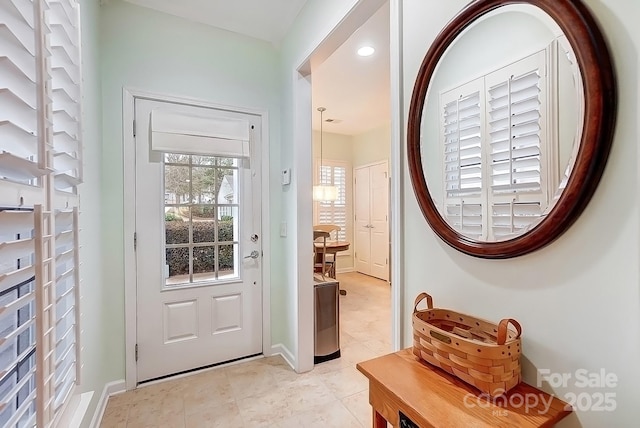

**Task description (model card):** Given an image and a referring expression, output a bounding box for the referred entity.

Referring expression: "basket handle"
[413,292,433,313]
[497,318,522,345]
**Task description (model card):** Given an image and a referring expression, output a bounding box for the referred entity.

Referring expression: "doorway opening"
[307,1,394,367]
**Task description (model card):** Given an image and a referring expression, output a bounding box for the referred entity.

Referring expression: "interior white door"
[369,162,389,281]
[354,161,389,281]
[134,98,262,382]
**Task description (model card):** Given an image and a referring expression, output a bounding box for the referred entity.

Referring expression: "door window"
[164,153,240,286]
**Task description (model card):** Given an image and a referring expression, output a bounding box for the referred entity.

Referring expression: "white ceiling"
[121,0,390,137]
[311,2,390,135]
[122,0,308,44]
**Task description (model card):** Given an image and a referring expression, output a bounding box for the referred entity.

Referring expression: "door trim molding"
[122,88,271,390]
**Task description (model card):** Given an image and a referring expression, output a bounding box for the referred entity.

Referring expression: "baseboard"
[270,343,296,371]
[336,267,354,274]
[89,380,126,428]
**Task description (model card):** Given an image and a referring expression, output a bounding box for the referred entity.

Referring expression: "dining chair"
[313,225,340,277]
[313,230,333,280]
[313,224,341,240]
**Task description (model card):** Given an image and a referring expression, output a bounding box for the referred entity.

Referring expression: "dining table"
[313,240,350,278]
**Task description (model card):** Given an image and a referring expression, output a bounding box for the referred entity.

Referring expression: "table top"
[314,241,350,252]
[356,349,572,428]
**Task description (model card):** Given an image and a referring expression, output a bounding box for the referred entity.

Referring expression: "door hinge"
[134,232,137,250]
[135,344,139,361]
[133,120,136,137]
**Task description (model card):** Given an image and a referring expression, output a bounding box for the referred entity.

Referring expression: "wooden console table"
[356,349,571,428]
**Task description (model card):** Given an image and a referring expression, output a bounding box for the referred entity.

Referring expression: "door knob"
[244,250,260,259]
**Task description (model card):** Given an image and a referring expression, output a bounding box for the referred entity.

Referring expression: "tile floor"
[100,272,392,427]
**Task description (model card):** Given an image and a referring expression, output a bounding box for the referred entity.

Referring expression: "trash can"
[314,275,340,364]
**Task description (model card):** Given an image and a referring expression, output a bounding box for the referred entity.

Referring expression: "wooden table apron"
[356,349,572,428]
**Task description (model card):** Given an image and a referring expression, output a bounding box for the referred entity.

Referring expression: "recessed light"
[357,46,375,57]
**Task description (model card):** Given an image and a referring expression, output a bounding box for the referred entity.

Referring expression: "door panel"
[134,98,262,382]
[354,167,371,274]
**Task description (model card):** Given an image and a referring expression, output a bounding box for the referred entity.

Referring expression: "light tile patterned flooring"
[100,272,392,427]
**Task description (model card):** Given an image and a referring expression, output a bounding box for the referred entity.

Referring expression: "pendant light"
[312,107,339,201]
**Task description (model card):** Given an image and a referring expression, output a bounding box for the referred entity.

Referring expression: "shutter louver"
[46,0,82,192]
[0,0,46,185]
[0,209,37,428]
[443,92,482,198]
[489,70,542,194]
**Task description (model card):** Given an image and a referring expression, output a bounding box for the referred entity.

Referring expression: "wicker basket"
[412,292,522,397]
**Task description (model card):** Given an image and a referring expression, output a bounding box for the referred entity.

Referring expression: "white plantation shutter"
[438,51,548,240]
[0,0,46,185]
[443,92,482,198]
[0,0,82,426]
[440,79,485,239]
[487,51,547,239]
[491,201,543,239]
[47,0,82,192]
[488,70,542,193]
[444,202,483,239]
[0,209,37,428]
[52,207,79,413]
[316,161,347,241]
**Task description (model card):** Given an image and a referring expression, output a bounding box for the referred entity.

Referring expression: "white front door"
[134,98,262,382]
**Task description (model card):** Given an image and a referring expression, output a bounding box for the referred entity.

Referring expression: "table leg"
[373,408,387,428]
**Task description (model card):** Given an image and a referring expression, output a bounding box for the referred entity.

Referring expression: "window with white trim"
[440,50,549,241]
[314,160,348,242]
[0,0,83,426]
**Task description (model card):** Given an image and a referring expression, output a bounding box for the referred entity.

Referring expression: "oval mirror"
[408,0,616,258]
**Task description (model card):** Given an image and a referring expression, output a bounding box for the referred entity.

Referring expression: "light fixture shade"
[313,185,339,201]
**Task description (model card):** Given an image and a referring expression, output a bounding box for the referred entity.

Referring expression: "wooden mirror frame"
[407,0,616,258]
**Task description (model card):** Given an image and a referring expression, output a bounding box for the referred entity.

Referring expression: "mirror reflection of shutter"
[0,209,37,427]
[47,0,82,192]
[487,51,546,239]
[441,82,484,239]
[0,0,46,185]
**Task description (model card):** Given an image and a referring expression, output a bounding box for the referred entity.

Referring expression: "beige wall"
[402,1,639,426]
[353,122,391,167]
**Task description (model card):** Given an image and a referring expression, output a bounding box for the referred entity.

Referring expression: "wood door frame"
[122,88,272,390]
